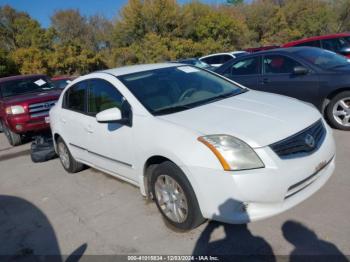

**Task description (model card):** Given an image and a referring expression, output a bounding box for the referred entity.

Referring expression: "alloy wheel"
[154,174,188,223]
[58,142,70,169]
[332,97,350,127]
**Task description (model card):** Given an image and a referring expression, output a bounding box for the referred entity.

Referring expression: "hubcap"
[154,175,188,223]
[58,142,70,169]
[333,98,350,127]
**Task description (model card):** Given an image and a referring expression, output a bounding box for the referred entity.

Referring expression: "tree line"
[1,0,350,77]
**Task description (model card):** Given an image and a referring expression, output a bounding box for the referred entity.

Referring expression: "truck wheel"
[3,123,22,146]
[151,161,205,230]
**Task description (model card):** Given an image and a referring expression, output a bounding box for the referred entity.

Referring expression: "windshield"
[295,48,350,69]
[0,77,56,98]
[118,66,245,115]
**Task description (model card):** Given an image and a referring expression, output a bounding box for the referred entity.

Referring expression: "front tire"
[3,123,22,146]
[151,161,205,230]
[57,137,84,173]
[326,91,350,130]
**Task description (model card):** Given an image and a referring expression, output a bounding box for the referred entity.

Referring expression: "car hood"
[3,89,62,105]
[159,90,321,148]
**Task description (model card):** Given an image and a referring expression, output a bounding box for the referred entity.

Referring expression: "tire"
[56,137,84,173]
[0,120,3,133]
[326,91,350,130]
[151,161,205,230]
[3,123,22,146]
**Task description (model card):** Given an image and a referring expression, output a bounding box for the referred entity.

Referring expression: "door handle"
[260,78,270,85]
[60,118,66,124]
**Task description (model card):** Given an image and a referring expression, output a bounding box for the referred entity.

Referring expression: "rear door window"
[64,81,87,113]
[228,57,260,75]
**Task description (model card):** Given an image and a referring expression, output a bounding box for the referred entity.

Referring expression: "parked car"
[51,76,76,89]
[245,45,280,53]
[282,33,350,58]
[0,75,61,146]
[215,47,350,130]
[50,63,335,230]
[199,51,248,67]
[172,58,215,71]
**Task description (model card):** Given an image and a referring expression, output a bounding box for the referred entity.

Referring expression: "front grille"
[28,100,57,118]
[270,120,326,159]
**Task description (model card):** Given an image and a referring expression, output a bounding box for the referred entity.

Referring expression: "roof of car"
[282,33,350,47]
[101,63,181,77]
[0,74,47,83]
[241,46,318,56]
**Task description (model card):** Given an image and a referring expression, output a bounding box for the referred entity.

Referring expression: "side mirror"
[339,47,350,55]
[293,66,309,75]
[96,108,122,123]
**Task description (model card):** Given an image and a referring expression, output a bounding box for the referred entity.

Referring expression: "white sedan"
[50,63,335,230]
[199,51,248,67]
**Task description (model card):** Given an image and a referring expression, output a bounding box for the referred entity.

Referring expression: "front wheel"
[151,161,205,230]
[326,91,350,130]
[3,123,22,146]
[57,137,84,173]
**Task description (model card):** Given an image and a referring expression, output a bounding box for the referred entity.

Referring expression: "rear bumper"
[5,114,50,134]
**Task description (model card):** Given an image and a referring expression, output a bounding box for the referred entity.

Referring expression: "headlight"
[5,105,25,115]
[198,135,264,171]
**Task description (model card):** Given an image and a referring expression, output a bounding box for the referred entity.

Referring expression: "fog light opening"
[15,124,23,131]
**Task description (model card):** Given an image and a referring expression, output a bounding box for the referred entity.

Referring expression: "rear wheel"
[0,120,3,133]
[3,123,22,146]
[151,161,205,230]
[326,91,350,130]
[57,137,84,173]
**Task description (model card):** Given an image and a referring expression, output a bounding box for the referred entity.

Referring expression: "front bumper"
[5,114,50,134]
[186,124,336,224]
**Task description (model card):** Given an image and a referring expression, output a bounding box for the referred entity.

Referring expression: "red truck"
[0,74,61,146]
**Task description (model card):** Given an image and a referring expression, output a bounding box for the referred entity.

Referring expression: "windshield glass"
[295,48,350,69]
[118,66,245,115]
[1,77,56,98]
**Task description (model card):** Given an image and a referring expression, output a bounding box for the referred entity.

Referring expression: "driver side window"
[87,79,124,116]
[263,55,302,74]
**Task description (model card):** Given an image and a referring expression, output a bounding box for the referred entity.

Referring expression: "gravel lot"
[0,130,349,260]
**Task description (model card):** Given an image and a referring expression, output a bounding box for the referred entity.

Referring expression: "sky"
[0,0,228,28]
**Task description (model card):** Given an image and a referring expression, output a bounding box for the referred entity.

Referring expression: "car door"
[259,54,319,104]
[60,81,90,161]
[85,78,136,182]
[220,56,261,89]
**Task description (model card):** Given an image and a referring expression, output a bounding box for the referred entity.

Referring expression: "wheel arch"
[323,87,350,113]
[142,155,173,198]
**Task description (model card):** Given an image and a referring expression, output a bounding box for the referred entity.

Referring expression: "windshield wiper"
[154,105,192,115]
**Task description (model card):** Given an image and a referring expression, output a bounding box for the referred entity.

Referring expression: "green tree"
[0,49,18,77]
[0,5,51,51]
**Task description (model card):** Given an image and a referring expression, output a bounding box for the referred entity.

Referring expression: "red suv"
[0,75,61,146]
[282,33,350,58]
